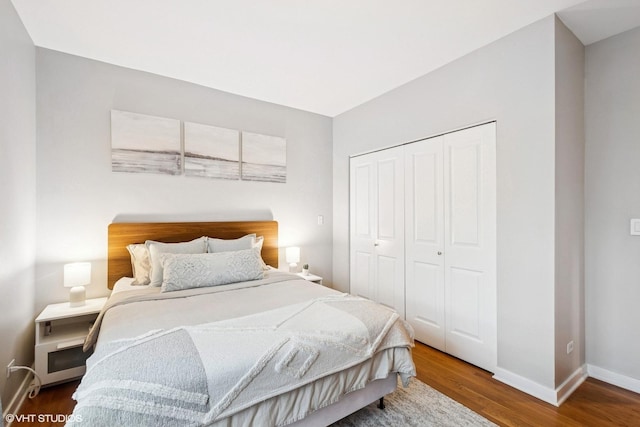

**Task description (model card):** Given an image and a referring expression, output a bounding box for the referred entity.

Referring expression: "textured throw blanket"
[83,272,300,351]
[69,294,414,426]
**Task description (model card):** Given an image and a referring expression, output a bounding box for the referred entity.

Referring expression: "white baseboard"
[493,367,558,405]
[493,364,588,406]
[556,365,588,405]
[588,364,640,394]
[2,370,33,427]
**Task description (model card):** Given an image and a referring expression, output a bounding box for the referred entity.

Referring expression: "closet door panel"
[448,267,482,340]
[412,153,439,243]
[350,147,405,318]
[444,123,496,372]
[350,158,376,300]
[376,158,398,240]
[374,148,405,317]
[376,255,399,311]
[353,164,373,238]
[449,144,480,246]
[352,251,372,299]
[405,138,445,348]
[406,259,445,350]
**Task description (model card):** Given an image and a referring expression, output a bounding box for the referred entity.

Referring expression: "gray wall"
[585,26,640,381]
[0,0,37,407]
[554,17,585,385]
[35,49,333,311]
[334,16,559,388]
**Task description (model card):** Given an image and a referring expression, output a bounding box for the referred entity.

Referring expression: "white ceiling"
[10,0,640,117]
[557,0,640,45]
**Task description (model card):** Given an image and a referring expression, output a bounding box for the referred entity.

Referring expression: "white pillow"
[126,243,151,285]
[160,248,264,292]
[252,236,269,270]
[207,234,256,253]
[146,237,207,286]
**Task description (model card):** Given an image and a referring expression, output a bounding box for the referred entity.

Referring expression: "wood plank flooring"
[15,342,640,426]
[12,379,79,427]
[413,343,640,427]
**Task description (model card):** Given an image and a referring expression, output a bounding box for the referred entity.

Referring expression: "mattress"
[70,271,415,426]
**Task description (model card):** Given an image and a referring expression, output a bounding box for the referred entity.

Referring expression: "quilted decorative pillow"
[146,237,207,286]
[160,248,264,292]
[126,243,151,285]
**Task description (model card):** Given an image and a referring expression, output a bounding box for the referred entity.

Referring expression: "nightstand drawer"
[35,340,93,385]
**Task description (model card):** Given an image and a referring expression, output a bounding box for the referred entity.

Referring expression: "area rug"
[331,378,497,426]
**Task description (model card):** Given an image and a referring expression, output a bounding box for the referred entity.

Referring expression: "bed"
[68,221,415,426]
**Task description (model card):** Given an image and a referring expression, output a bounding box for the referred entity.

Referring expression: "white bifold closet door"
[349,146,405,318]
[405,123,496,372]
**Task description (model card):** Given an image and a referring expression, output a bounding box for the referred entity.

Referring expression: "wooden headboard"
[107,221,278,289]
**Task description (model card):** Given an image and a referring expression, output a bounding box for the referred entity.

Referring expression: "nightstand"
[296,273,323,285]
[34,297,107,386]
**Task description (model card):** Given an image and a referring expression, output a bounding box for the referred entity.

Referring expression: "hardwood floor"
[15,342,640,426]
[13,380,79,427]
[413,343,640,427]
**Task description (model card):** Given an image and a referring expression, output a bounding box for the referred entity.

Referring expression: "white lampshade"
[64,262,91,307]
[285,247,300,264]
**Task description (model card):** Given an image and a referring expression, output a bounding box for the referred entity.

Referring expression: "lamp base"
[288,262,298,273]
[69,286,86,307]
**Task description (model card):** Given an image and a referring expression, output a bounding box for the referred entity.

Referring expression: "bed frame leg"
[378,397,385,410]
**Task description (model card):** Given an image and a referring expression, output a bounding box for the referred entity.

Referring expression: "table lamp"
[64,262,91,307]
[285,247,300,272]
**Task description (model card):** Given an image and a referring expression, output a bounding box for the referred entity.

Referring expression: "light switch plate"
[631,219,640,236]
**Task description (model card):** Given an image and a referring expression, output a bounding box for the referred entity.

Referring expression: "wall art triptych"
[110,110,286,183]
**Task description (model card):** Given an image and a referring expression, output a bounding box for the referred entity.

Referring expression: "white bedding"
[111,276,140,294]
[98,272,342,348]
[71,271,415,426]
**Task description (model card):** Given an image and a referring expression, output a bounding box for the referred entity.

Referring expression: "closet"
[350,122,496,372]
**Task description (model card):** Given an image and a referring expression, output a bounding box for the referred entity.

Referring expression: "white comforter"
[69,271,415,426]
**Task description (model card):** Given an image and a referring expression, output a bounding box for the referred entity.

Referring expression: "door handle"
[437,251,442,255]
[374,241,380,247]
